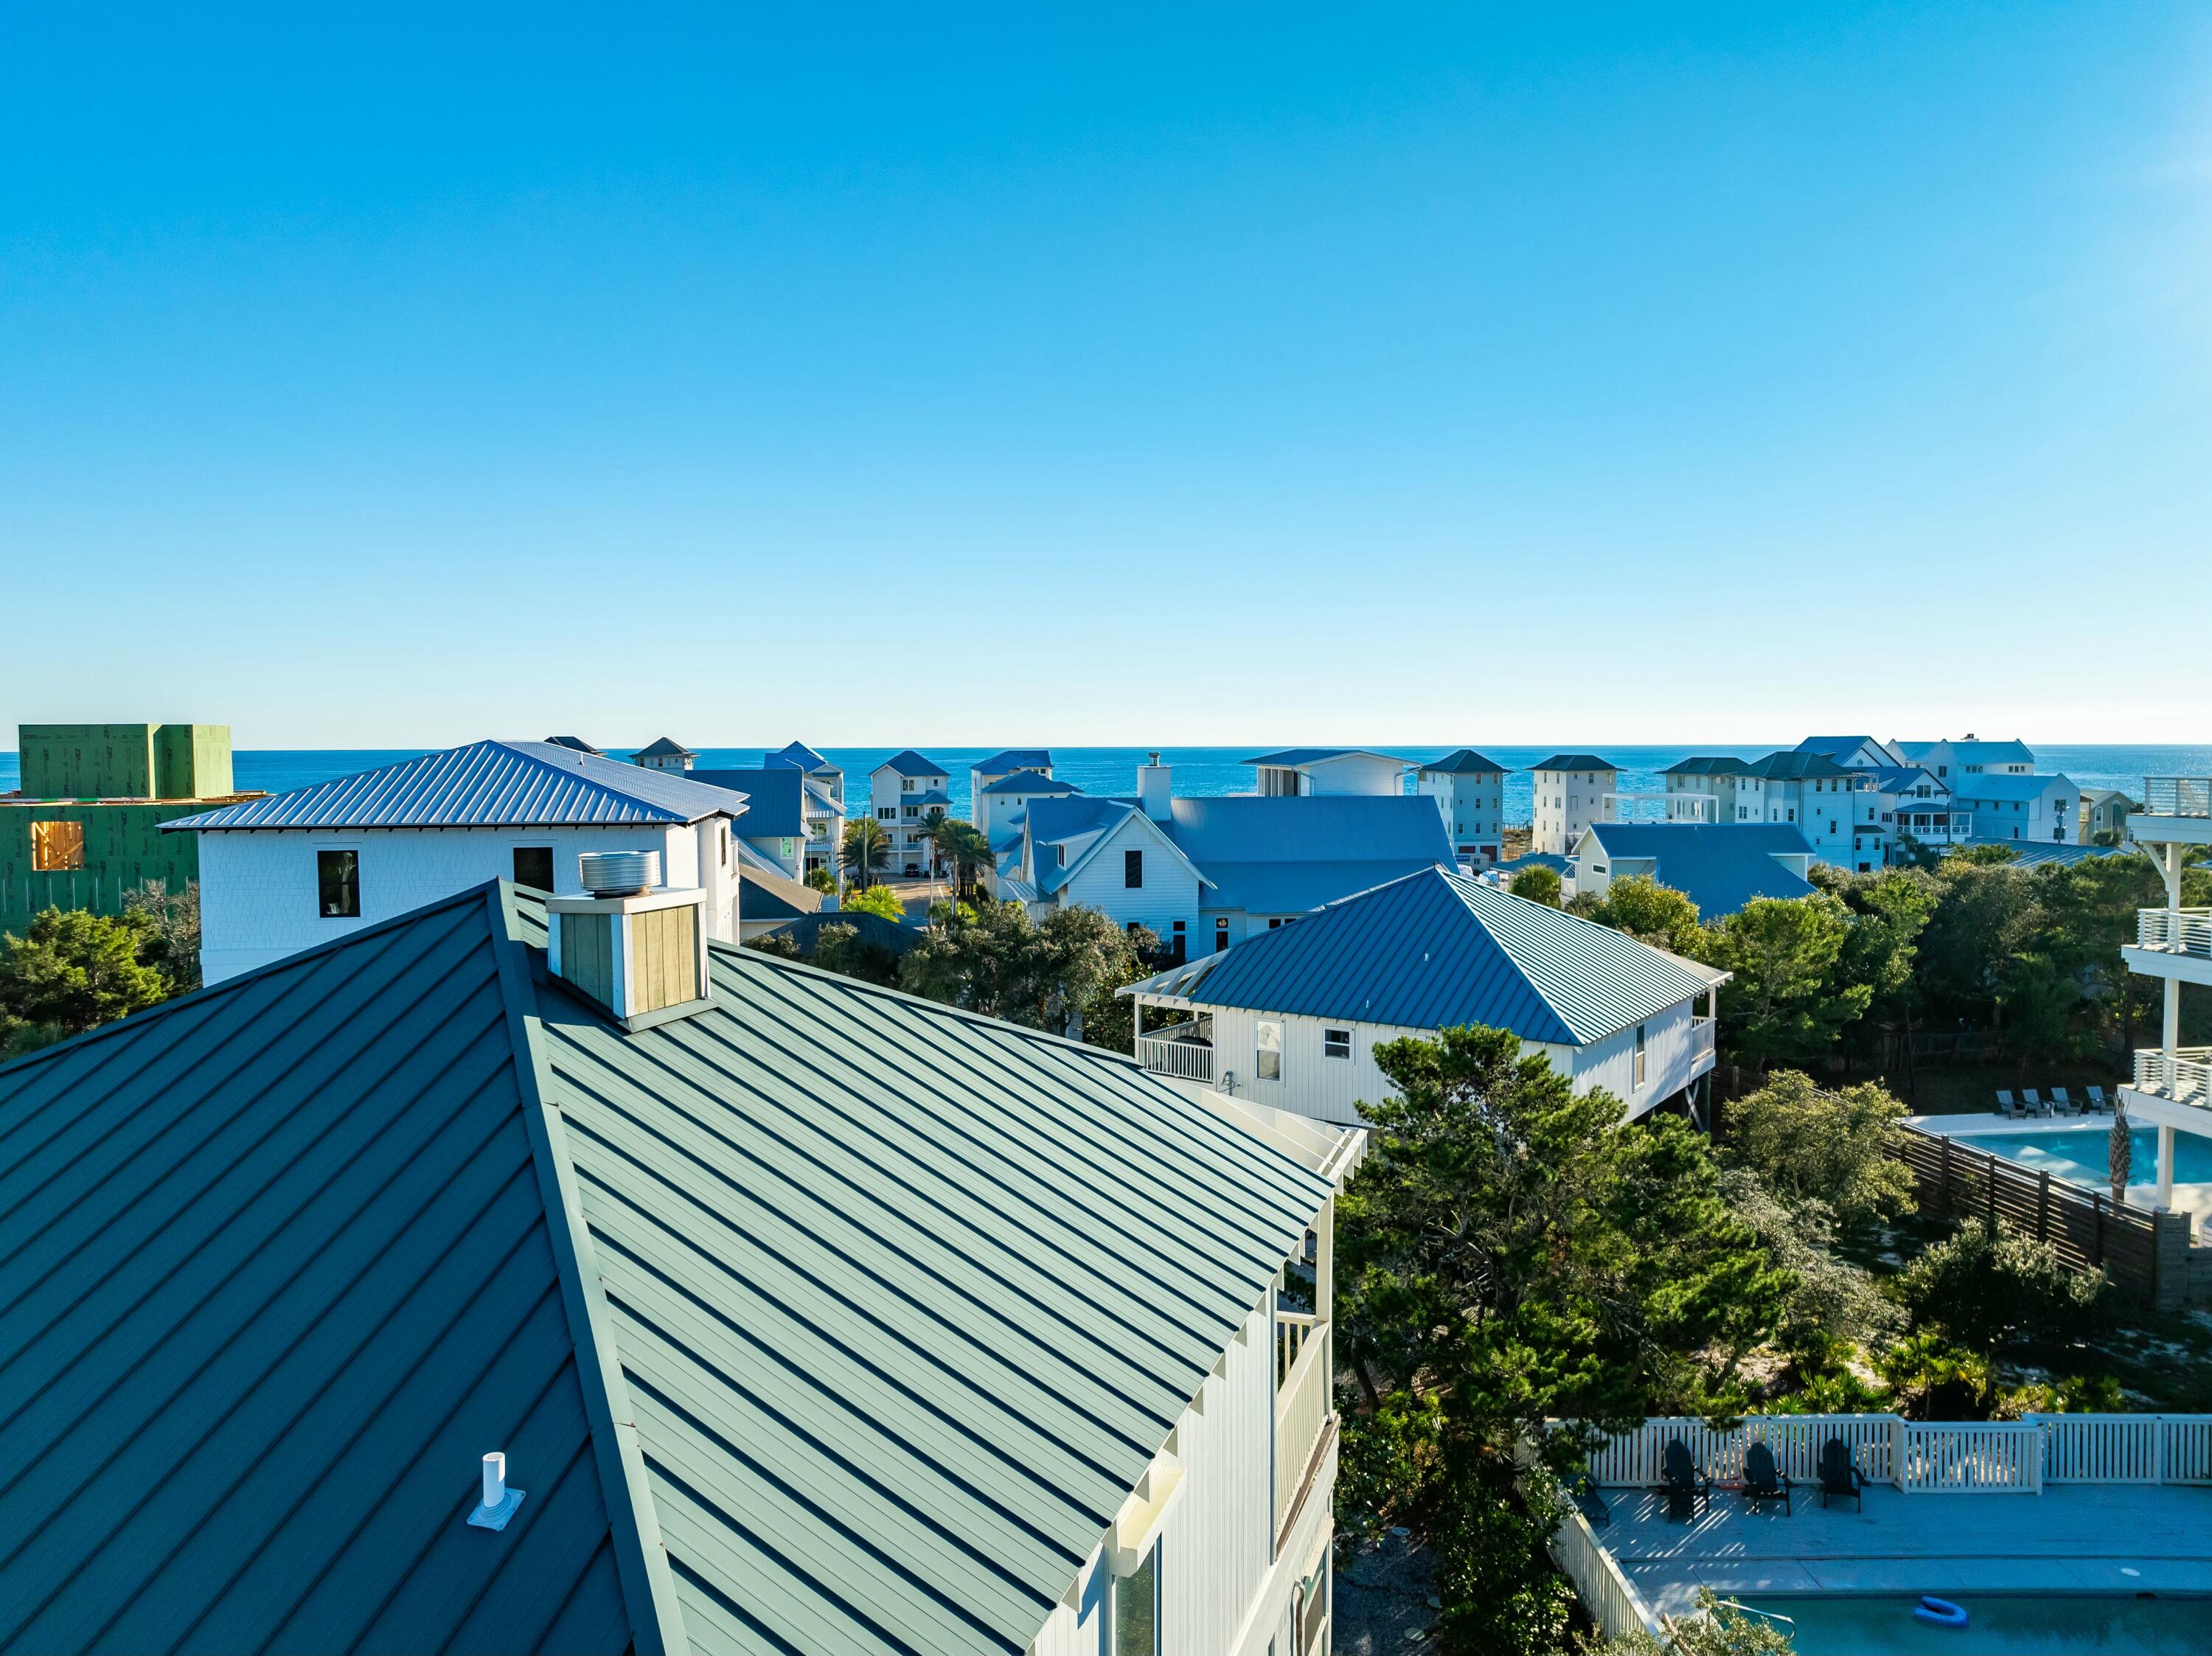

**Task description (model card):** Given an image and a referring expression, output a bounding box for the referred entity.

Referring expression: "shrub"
[1723,1071,1915,1234]
[1509,865,1562,907]
[1893,1221,2107,1353]
[840,884,908,923]
[1876,1330,1999,1420]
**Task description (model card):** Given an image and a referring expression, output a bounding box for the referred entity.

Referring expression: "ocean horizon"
[5,742,2207,826]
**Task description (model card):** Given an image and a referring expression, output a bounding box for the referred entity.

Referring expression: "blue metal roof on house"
[973,748,1052,773]
[983,770,1079,797]
[914,787,953,807]
[0,882,1329,1655]
[1744,751,1854,781]
[1241,748,1410,768]
[162,740,753,832]
[1865,765,1943,794]
[765,740,836,776]
[1950,772,2074,802]
[1123,864,1714,1046]
[1896,738,2036,769]
[1795,736,1893,764]
[1162,796,1453,916]
[633,737,695,760]
[1660,755,1756,776]
[1530,754,1617,773]
[1955,838,2124,868]
[874,748,947,779]
[1419,748,1507,775]
[1579,822,1816,917]
[693,766,810,837]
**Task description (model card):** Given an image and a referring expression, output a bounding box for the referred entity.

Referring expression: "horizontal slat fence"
[1584,1413,2212,1494]
[1888,1124,2195,1309]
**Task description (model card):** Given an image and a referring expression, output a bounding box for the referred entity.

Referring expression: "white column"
[2157,1124,2176,1211]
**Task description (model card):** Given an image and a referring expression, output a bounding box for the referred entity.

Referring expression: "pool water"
[1974,1127,2212,1189]
[1737,1593,2212,1653]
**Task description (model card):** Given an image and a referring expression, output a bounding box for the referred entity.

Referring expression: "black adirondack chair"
[1658,1438,1711,1522]
[1739,1440,1792,1514]
[1818,1437,1865,1511]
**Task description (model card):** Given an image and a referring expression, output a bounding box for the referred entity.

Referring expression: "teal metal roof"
[1660,755,1756,776]
[1530,753,1616,773]
[1123,863,1714,1046]
[1419,748,1506,775]
[1745,750,1853,782]
[0,881,1325,1655]
[1579,822,1817,917]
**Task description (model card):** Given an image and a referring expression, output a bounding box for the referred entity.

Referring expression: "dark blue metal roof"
[161,740,752,832]
[982,771,1079,797]
[1240,748,1408,768]
[1419,748,1507,775]
[875,749,947,779]
[1125,864,1714,1045]
[694,765,807,838]
[973,748,1052,773]
[1579,822,1817,916]
[1530,753,1618,773]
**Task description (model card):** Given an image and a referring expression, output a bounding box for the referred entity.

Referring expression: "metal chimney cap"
[579,849,661,897]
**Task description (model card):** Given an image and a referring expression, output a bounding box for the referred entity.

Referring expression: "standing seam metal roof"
[0,880,1326,1655]
[1419,748,1507,775]
[161,741,753,832]
[1123,864,1714,1046]
[1529,754,1616,773]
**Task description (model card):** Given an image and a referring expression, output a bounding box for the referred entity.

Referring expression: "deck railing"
[1274,1312,1332,1537]
[2137,908,2212,958]
[2132,1047,2212,1107]
[2141,776,2212,817]
[1547,1500,1663,1641]
[1136,1023,1215,1084]
[1582,1413,2212,1494]
[1689,1016,1717,1065]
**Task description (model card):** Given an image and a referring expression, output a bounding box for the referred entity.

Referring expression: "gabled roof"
[765,740,837,776]
[1419,748,1507,775]
[1949,771,2075,801]
[1241,748,1410,769]
[874,749,947,779]
[633,737,694,760]
[983,771,1080,797]
[0,883,1328,1655]
[1660,755,1756,777]
[737,862,823,921]
[1893,737,2037,770]
[973,748,1052,774]
[1745,750,1853,781]
[1530,753,1616,773]
[1023,796,1209,897]
[161,740,752,832]
[1161,796,1455,916]
[913,787,953,807]
[1578,822,1816,917]
[1865,765,1944,795]
[1123,864,1714,1046]
[693,766,809,837]
[545,734,602,754]
[1796,735,1898,765]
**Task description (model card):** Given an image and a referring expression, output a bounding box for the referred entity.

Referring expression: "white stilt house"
[2118,776,2212,1212]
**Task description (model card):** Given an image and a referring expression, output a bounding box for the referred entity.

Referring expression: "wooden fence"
[1888,1124,2195,1310]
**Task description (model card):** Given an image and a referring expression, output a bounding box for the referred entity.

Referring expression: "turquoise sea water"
[4,742,2207,824]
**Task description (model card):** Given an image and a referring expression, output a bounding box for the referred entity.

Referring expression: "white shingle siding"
[195,821,737,984]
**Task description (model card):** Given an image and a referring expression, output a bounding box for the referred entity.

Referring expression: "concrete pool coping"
[1596,1483,2212,1618]
[1907,1115,2212,1227]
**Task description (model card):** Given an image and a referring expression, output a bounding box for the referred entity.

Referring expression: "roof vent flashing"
[467,1451,525,1531]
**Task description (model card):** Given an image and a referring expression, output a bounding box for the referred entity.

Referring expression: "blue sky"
[3,3,2208,748]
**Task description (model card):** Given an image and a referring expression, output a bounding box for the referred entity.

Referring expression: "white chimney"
[468,1450,526,1530]
[547,852,712,1024]
[1138,752,1172,822]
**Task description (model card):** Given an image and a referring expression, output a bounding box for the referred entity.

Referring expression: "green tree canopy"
[839,817,891,888]
[1577,874,1704,956]
[1722,1069,1916,1235]
[0,908,170,1051]
[897,900,1150,1040]
[1507,864,1562,907]
[840,883,908,923]
[1701,894,1870,1068]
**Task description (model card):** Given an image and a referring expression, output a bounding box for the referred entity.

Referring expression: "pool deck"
[1595,1481,2212,1617]
[1907,1113,2212,1227]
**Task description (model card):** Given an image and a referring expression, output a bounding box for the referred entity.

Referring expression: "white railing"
[1548,1500,1663,1641]
[1585,1413,2212,1495]
[2142,776,2212,818]
[1137,1024,1215,1084]
[1274,1313,1332,1535]
[2132,1047,2212,1107]
[2137,908,2212,958]
[1689,1017,1717,1066]
[2032,1415,2212,1485]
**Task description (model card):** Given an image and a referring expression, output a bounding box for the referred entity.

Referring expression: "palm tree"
[931,819,996,900]
[841,818,891,890]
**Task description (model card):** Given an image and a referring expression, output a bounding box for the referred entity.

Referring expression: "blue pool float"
[1913,1596,1969,1629]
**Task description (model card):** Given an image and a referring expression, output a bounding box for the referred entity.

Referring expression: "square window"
[512,846,554,890]
[29,818,85,872]
[318,849,361,918]
[1256,1020,1282,1082]
[1324,1028,1352,1060]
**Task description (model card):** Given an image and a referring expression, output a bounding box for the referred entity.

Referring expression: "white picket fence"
[1585,1413,2212,1495]
[1546,1499,1663,1642]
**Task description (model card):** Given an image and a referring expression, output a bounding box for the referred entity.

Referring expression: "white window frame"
[1323,1028,1352,1060]
[1256,1020,1282,1082]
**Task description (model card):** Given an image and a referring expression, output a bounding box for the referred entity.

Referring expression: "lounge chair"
[2023,1088,2048,1117]
[2050,1087,2075,1116]
[1658,1437,1711,1523]
[1818,1437,1865,1511]
[1996,1090,2022,1119]
[2085,1085,2110,1115]
[1739,1440,1792,1515]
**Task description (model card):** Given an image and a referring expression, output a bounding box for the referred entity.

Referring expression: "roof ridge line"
[487,739,693,824]
[484,884,688,1656]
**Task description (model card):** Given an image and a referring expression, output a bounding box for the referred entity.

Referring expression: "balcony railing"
[1275,1310,1332,1538]
[1136,1022,1215,1084]
[2138,908,2212,959]
[1690,1016,1717,1065]
[2132,1048,2212,1107]
[2143,777,2212,818]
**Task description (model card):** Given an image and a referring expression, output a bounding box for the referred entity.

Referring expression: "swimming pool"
[1736,1593,2212,1653]
[1971,1127,2212,1189]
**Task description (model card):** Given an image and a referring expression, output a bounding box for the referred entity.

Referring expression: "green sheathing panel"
[532,943,1329,1655]
[18,724,156,799]
[0,890,633,1656]
[154,723,234,799]
[0,801,209,923]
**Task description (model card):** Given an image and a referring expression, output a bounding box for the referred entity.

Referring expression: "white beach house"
[165,739,750,984]
[1244,748,1411,798]
[1569,822,1816,916]
[1531,754,1619,856]
[2116,773,2212,1213]
[1416,748,1509,866]
[1123,864,1725,1130]
[972,751,1068,839]
[868,748,953,876]
[691,762,844,880]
